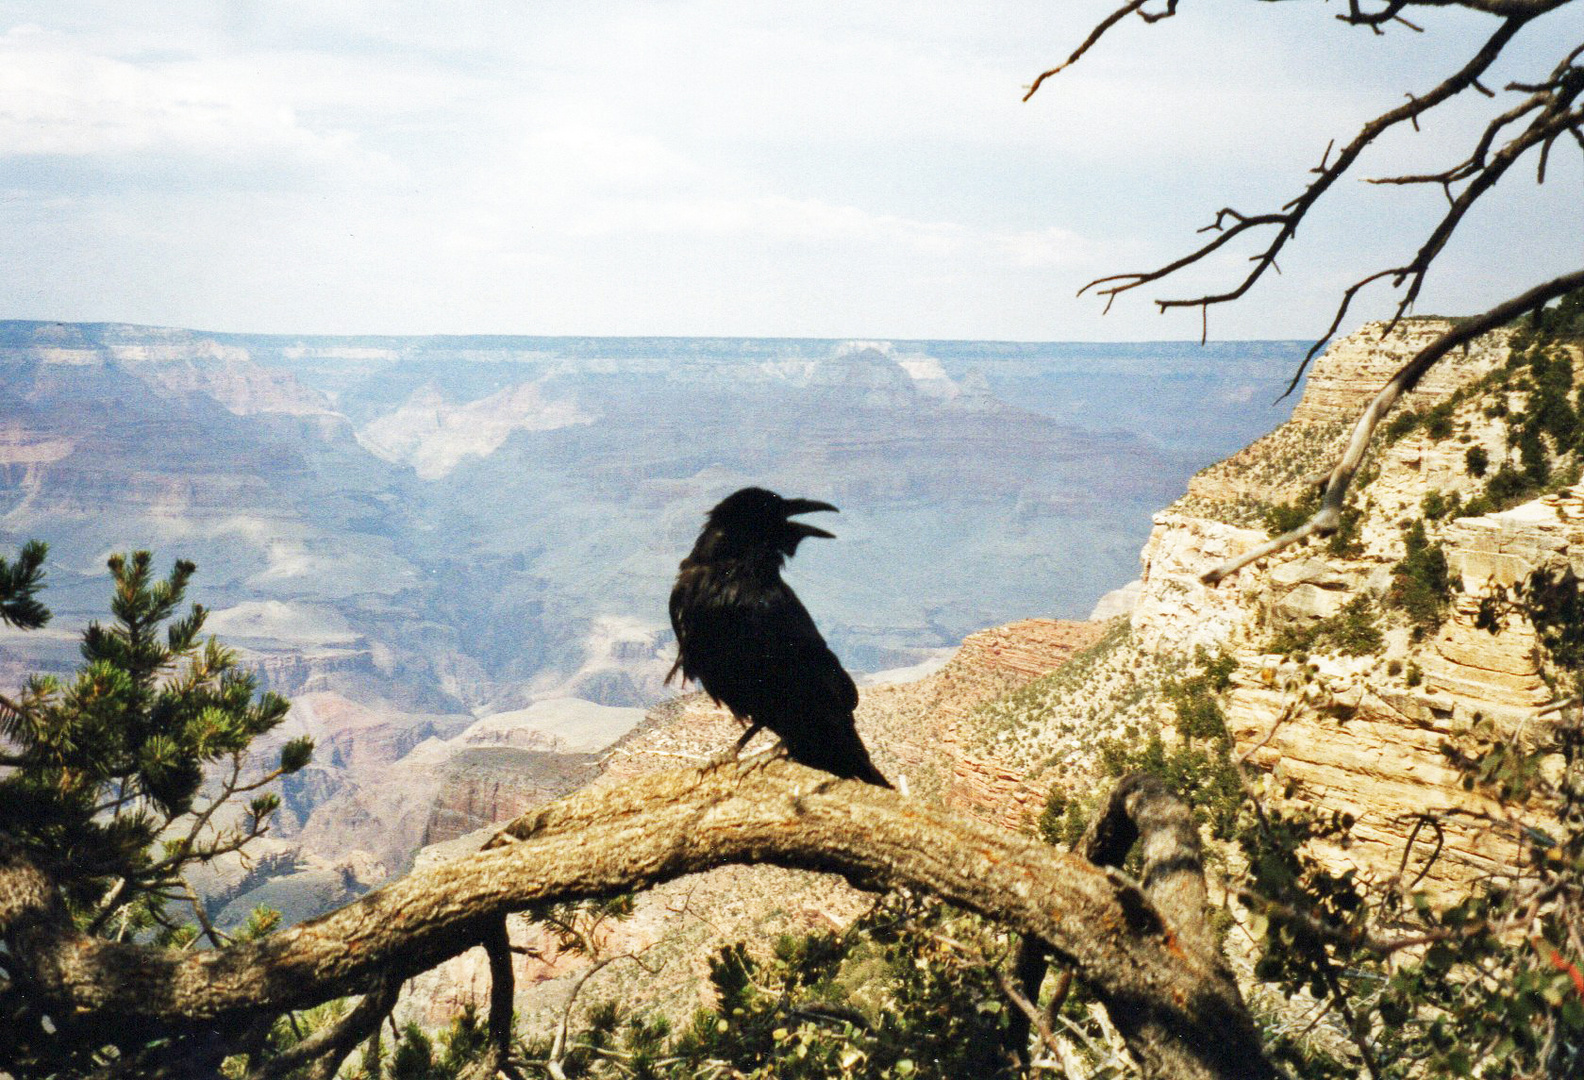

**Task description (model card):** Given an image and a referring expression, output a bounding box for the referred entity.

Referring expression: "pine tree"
[0,539,49,631]
[0,547,311,944]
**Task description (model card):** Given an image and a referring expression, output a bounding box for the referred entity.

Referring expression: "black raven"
[668,487,891,787]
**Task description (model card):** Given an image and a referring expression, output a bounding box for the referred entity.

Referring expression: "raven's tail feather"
[778,723,892,789]
[844,755,893,789]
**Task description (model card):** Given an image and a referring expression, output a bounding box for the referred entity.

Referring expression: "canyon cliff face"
[1095,318,1575,891]
[743,316,1572,901]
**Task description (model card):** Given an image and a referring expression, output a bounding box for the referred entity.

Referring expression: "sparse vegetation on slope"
[972,619,1174,786]
[1172,418,1353,529]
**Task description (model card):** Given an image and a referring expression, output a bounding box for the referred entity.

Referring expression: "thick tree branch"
[3,759,1275,1080]
[1006,770,1210,1065]
[1081,771,1216,961]
[1202,267,1584,583]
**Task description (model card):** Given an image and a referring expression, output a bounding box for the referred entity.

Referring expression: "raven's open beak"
[783,497,838,540]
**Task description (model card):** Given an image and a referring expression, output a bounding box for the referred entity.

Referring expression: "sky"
[0,1,1578,342]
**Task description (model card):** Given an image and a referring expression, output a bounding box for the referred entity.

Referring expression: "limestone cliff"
[1059,316,1577,893]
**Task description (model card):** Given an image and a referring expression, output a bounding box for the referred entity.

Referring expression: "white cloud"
[445,115,1113,272]
[0,1,1574,340]
[0,23,375,173]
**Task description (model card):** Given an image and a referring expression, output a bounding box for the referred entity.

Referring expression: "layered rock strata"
[1129,320,1573,893]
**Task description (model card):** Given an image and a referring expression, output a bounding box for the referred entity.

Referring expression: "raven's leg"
[731,722,763,757]
[740,743,789,776]
[707,722,764,768]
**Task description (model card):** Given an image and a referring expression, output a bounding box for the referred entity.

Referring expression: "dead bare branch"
[1034,1,1581,406]
[1060,8,1537,353]
[1023,0,1178,102]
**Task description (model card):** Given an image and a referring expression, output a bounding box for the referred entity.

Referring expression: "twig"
[1237,696,1301,766]
[1023,0,1177,102]
[546,947,659,1078]
[243,975,400,1080]
[182,877,229,950]
[1054,1009,1132,1072]
[995,966,1067,1062]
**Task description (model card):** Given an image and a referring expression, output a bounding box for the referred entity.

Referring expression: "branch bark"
[2,759,1275,1080]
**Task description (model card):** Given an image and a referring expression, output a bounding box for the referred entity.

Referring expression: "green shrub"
[1060,650,1245,844]
[1391,521,1451,632]
[1464,445,1489,477]
[1328,595,1386,655]
[1538,281,1584,340]
[1481,462,1534,512]
[1325,502,1365,558]
[1383,408,1421,442]
[1270,595,1383,658]
[1038,788,1090,848]
[1168,649,1236,741]
[656,894,1018,1080]
[1518,426,1551,486]
[0,550,302,928]
[1264,488,1320,537]
[1102,731,1245,840]
[1423,401,1455,440]
[1421,489,1460,521]
[1476,566,1584,697]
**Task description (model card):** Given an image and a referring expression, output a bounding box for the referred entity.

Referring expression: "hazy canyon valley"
[0,321,1304,922]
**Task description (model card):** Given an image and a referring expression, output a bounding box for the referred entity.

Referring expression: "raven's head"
[695,486,838,562]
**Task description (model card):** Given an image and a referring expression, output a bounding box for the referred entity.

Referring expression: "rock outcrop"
[422,746,602,846]
[861,618,1106,829]
[1287,318,1510,423]
[1126,318,1572,892]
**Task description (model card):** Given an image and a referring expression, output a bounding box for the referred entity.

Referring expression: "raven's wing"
[758,582,859,715]
[670,568,853,712]
[750,584,889,786]
[666,567,697,686]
